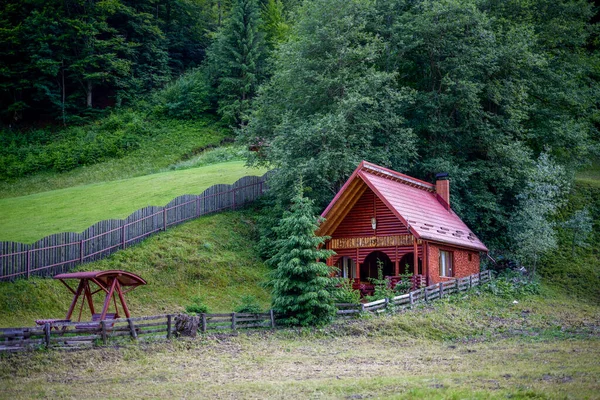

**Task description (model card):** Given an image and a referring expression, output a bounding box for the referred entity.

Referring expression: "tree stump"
[174,314,200,337]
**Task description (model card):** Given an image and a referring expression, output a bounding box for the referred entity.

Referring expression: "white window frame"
[439,250,453,277]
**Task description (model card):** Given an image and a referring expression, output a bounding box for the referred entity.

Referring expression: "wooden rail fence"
[336,270,493,316]
[0,171,274,281]
[0,271,493,352]
[0,311,276,352]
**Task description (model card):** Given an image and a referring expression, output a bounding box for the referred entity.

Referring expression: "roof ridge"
[361,161,435,191]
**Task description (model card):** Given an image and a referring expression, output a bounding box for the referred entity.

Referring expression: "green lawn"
[1,287,598,399]
[0,211,271,326]
[0,118,230,199]
[0,161,267,243]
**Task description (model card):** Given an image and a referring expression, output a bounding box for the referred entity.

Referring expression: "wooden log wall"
[0,172,274,281]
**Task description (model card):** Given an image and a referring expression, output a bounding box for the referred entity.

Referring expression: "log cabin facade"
[317,161,488,294]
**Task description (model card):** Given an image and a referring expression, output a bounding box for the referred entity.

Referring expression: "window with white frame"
[337,257,356,279]
[439,250,453,277]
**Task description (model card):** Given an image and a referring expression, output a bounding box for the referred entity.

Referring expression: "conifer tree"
[269,185,337,327]
[206,0,265,125]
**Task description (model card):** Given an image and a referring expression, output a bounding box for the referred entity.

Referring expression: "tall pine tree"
[206,0,266,125]
[269,185,337,327]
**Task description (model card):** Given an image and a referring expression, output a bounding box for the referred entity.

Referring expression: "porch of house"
[330,243,428,297]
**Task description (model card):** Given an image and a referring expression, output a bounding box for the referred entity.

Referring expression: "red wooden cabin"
[316,161,488,295]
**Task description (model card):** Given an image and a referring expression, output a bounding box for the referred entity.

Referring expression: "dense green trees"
[268,185,336,326]
[243,0,599,254]
[0,0,217,125]
[205,0,267,124]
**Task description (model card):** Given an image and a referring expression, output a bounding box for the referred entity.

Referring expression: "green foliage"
[509,153,570,273]
[268,184,337,326]
[261,0,289,49]
[330,278,361,305]
[153,69,210,119]
[206,0,267,125]
[234,295,264,313]
[483,270,541,299]
[0,0,219,124]
[393,272,414,295]
[185,296,210,315]
[366,260,395,302]
[243,0,599,253]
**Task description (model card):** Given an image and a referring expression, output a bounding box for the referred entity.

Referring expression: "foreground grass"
[0,118,229,199]
[0,211,271,326]
[0,161,267,243]
[1,288,598,399]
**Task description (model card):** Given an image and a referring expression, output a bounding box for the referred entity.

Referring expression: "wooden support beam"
[65,280,85,320]
[100,278,118,320]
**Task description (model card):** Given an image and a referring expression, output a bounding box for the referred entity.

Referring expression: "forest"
[1,0,599,268]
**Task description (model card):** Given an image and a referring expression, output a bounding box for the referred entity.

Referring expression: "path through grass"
[0,161,267,243]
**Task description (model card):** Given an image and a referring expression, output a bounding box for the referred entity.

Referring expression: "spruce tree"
[206,0,265,125]
[269,185,337,327]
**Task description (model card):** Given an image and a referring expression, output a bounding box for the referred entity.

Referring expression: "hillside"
[0,117,232,199]
[0,160,267,243]
[0,210,271,327]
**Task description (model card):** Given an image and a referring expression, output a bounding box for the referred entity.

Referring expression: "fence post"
[409,291,414,309]
[270,309,275,329]
[232,188,236,210]
[439,282,444,298]
[196,197,200,217]
[44,323,51,348]
[201,313,207,333]
[128,318,137,340]
[26,249,31,279]
[469,275,473,289]
[121,225,126,250]
[80,240,84,263]
[163,208,167,231]
[231,312,236,330]
[424,288,428,302]
[167,315,172,339]
[101,320,107,345]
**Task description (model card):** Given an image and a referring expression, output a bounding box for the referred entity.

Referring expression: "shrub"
[153,68,210,119]
[185,296,209,315]
[234,295,263,314]
[483,270,540,299]
[331,278,361,304]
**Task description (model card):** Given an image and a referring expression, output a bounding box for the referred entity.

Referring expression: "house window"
[337,257,356,279]
[468,253,472,262]
[439,250,453,277]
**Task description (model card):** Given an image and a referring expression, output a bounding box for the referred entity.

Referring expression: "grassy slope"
[0,210,271,327]
[0,161,267,243]
[0,289,598,399]
[0,118,229,199]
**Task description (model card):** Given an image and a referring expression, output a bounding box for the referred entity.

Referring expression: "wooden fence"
[0,171,274,281]
[0,271,493,352]
[0,311,276,352]
[336,270,493,316]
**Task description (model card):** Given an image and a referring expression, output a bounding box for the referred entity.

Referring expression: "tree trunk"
[86,80,93,108]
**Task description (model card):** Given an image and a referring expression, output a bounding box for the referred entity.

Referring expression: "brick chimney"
[435,173,450,210]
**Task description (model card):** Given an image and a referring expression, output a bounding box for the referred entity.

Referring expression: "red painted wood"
[332,188,409,239]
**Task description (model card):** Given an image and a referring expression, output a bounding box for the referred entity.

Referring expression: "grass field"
[0,118,230,199]
[0,210,271,327]
[0,161,267,243]
[1,288,598,399]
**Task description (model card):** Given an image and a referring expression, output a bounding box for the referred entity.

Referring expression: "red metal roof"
[53,270,147,287]
[319,161,488,252]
